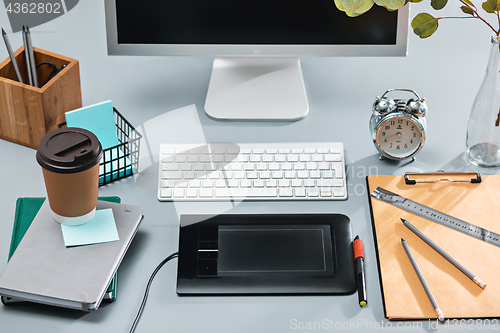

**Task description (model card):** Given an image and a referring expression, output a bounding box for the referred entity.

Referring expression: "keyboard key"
[275,155,286,162]
[279,179,290,187]
[312,154,323,162]
[295,188,306,197]
[325,154,342,162]
[215,180,226,188]
[240,180,252,188]
[160,189,172,198]
[186,189,198,198]
[247,171,258,179]
[162,171,182,179]
[254,180,265,187]
[307,189,319,197]
[322,171,334,178]
[162,164,179,171]
[262,155,274,162]
[333,188,345,197]
[268,163,280,171]
[320,189,332,197]
[266,180,277,187]
[259,171,271,179]
[173,189,185,198]
[279,188,293,197]
[200,189,213,197]
[228,180,239,188]
[272,171,283,179]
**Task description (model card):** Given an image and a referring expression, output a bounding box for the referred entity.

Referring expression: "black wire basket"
[99,108,142,186]
[58,107,142,186]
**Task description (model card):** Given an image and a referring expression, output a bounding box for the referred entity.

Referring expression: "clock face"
[376,116,423,159]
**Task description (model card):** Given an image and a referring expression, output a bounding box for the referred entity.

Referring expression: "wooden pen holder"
[0,47,82,149]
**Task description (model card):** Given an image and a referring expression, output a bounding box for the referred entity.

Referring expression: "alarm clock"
[369,89,427,160]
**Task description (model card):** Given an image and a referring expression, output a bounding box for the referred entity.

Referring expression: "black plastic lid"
[36,127,103,174]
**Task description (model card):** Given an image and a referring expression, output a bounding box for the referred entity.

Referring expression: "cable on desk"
[129,252,179,333]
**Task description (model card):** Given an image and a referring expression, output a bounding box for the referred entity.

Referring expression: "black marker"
[353,235,367,307]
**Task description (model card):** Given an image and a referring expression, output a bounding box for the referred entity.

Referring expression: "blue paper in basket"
[65,100,119,149]
[65,101,133,183]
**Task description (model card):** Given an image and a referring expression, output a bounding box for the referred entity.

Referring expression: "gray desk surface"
[1,2,499,332]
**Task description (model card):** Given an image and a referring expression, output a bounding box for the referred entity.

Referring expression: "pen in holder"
[0,47,82,149]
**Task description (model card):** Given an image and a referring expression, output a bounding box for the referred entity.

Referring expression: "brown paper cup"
[37,127,103,226]
[42,163,100,225]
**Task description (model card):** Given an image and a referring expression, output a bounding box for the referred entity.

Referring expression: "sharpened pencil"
[402,238,444,322]
[401,218,486,289]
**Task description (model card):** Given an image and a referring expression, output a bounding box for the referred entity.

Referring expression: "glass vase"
[466,34,500,167]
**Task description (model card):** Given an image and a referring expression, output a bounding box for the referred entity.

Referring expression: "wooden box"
[0,47,82,149]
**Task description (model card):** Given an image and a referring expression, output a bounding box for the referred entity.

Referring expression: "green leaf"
[431,0,448,9]
[482,0,499,13]
[411,13,439,38]
[409,0,423,3]
[334,0,374,16]
[463,0,475,7]
[460,5,475,14]
[373,0,406,10]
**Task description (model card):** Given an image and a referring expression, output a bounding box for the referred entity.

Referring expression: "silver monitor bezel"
[104,0,409,57]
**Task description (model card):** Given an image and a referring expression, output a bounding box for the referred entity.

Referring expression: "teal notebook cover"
[3,196,120,304]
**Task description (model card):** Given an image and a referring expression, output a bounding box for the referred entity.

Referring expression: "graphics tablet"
[177,214,356,295]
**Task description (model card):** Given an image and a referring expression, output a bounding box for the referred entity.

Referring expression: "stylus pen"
[2,28,23,83]
[25,26,38,88]
[353,235,367,307]
[401,238,444,322]
[401,218,486,289]
[22,26,33,86]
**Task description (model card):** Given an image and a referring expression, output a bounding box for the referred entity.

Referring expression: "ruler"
[370,187,500,248]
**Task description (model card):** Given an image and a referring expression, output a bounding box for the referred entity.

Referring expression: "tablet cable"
[129,251,179,333]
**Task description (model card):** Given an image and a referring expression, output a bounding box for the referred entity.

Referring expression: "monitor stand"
[204,57,309,121]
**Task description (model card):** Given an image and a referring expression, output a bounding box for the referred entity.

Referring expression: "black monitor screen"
[116,0,398,45]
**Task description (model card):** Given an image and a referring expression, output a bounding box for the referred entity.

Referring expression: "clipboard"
[367,173,500,320]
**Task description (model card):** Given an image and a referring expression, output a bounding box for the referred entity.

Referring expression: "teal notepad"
[65,101,134,184]
[65,101,120,149]
[3,197,120,304]
[61,209,120,247]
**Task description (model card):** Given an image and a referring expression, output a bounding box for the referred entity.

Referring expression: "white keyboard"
[157,142,347,201]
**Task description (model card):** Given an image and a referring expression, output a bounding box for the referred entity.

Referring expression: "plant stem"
[458,0,499,35]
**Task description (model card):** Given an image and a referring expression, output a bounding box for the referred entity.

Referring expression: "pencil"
[401,218,486,289]
[22,25,33,86]
[1,28,23,83]
[401,238,444,322]
[25,26,38,87]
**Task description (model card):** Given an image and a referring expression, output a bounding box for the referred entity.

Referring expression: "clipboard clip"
[404,170,482,185]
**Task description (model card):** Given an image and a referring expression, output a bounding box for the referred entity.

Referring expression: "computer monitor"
[104,0,409,121]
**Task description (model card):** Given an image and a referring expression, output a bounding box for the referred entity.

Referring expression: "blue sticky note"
[61,209,120,247]
[65,100,120,150]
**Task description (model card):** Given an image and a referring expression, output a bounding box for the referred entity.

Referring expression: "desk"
[0,2,498,332]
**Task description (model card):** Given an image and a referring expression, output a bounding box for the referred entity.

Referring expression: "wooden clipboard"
[367,174,500,320]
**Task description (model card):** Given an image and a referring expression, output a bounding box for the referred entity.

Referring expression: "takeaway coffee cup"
[36,127,103,226]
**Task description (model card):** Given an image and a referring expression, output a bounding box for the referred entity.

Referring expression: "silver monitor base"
[204,57,309,121]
